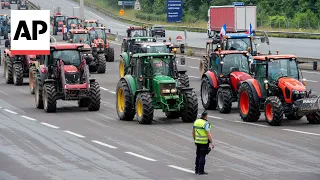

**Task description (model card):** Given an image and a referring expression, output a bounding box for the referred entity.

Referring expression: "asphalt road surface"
[1,3,320,180]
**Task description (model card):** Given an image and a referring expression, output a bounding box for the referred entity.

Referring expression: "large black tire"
[29,66,36,94]
[106,48,115,62]
[264,96,283,126]
[136,93,154,124]
[78,99,89,107]
[4,59,13,84]
[216,88,232,113]
[165,111,181,119]
[181,90,198,122]
[200,76,217,110]
[35,74,44,109]
[286,113,303,120]
[87,82,100,111]
[199,58,209,77]
[97,53,106,73]
[89,65,98,72]
[306,112,320,124]
[4,32,8,39]
[116,79,135,121]
[13,63,23,85]
[238,83,261,122]
[43,84,57,112]
[179,74,189,87]
[119,56,127,78]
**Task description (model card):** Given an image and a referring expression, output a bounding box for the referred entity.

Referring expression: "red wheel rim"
[265,103,273,121]
[240,91,249,115]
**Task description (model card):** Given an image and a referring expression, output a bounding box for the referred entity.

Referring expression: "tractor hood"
[81,43,91,51]
[278,77,306,92]
[153,75,176,84]
[230,71,252,92]
[64,65,78,73]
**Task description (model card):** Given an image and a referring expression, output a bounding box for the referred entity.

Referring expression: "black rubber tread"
[200,58,209,77]
[35,74,44,109]
[136,92,154,124]
[306,112,320,124]
[179,74,190,87]
[264,96,284,126]
[165,111,181,119]
[238,83,261,122]
[78,99,89,107]
[181,90,198,122]
[89,65,98,72]
[217,88,232,113]
[200,76,217,110]
[13,63,23,85]
[106,48,115,62]
[116,79,135,121]
[87,82,101,111]
[286,113,303,120]
[29,66,36,94]
[4,58,13,84]
[97,53,106,73]
[43,84,57,113]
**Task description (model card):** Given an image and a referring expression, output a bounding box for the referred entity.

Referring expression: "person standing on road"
[193,111,214,175]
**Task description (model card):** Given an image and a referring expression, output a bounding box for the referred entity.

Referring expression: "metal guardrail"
[29,1,40,10]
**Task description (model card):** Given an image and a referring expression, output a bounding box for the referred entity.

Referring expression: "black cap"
[201,111,208,117]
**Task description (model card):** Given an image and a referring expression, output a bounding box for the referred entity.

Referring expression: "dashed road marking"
[189,76,200,79]
[167,165,194,173]
[188,66,199,69]
[101,87,116,94]
[41,122,59,129]
[21,115,37,121]
[208,115,223,120]
[125,152,157,162]
[4,109,18,114]
[0,90,8,95]
[305,79,318,82]
[92,140,118,149]
[235,121,269,127]
[302,70,320,75]
[282,129,320,136]
[109,41,122,46]
[64,130,86,138]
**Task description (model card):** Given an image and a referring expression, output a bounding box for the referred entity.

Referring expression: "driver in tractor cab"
[268,61,281,82]
[133,31,140,37]
[93,33,99,43]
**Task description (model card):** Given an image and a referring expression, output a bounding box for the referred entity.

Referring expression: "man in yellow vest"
[193,111,214,175]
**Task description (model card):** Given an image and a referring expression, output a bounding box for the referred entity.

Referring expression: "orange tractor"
[238,55,320,126]
[83,19,99,30]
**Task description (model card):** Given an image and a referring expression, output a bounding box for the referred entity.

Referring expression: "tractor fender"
[241,79,262,103]
[218,84,232,91]
[89,78,96,83]
[120,52,130,66]
[122,75,137,96]
[179,87,194,92]
[202,71,218,89]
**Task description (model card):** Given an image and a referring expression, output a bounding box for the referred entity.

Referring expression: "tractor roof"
[127,26,147,30]
[132,53,174,58]
[67,17,78,19]
[54,15,65,17]
[84,20,98,23]
[224,33,251,39]
[69,29,88,34]
[50,43,84,50]
[215,50,249,55]
[253,55,297,61]
[136,42,168,46]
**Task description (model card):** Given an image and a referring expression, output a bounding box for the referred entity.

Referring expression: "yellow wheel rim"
[119,59,124,78]
[137,99,143,117]
[117,88,125,113]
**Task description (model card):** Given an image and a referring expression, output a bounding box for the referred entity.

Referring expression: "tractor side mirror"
[180,57,185,65]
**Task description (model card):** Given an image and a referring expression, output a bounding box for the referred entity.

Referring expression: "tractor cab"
[83,20,99,30]
[126,26,150,38]
[121,36,156,52]
[50,45,83,67]
[1,0,11,9]
[66,17,79,29]
[52,15,65,35]
[17,0,28,9]
[67,29,90,44]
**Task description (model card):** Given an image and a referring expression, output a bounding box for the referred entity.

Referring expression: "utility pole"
[80,0,84,19]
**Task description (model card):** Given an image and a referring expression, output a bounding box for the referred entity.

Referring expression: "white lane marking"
[64,130,86,138]
[92,140,118,149]
[4,109,18,114]
[282,129,320,136]
[305,79,318,82]
[189,76,200,79]
[0,90,8,95]
[235,121,269,127]
[41,122,59,129]
[100,87,116,94]
[21,115,37,121]
[109,21,127,27]
[125,152,157,162]
[208,115,223,119]
[88,11,103,19]
[188,66,198,69]
[167,165,194,174]
[302,70,320,75]
[109,41,122,45]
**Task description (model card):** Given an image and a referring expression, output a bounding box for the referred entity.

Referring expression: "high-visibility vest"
[193,119,210,144]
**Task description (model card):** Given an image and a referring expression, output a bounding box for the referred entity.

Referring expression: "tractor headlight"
[162,89,171,93]
[170,88,177,93]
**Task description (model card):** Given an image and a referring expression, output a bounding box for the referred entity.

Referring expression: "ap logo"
[11,10,50,55]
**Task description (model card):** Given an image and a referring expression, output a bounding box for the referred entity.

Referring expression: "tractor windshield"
[95,29,106,41]
[221,54,249,75]
[268,59,299,82]
[85,22,98,27]
[130,30,149,37]
[140,45,169,53]
[55,16,65,23]
[67,19,78,27]
[73,33,90,44]
[53,50,81,67]
[150,58,174,76]
[227,38,252,51]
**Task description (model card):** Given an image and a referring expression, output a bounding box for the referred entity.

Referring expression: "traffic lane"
[1,81,320,180]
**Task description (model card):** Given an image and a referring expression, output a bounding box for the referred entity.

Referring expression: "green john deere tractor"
[116,53,198,124]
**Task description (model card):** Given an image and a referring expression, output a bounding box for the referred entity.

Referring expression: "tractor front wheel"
[136,93,154,124]
[306,112,320,124]
[179,74,189,87]
[87,82,101,111]
[4,59,13,84]
[238,83,261,122]
[181,90,198,122]
[97,53,106,73]
[106,48,115,62]
[199,58,209,77]
[43,84,57,113]
[116,79,135,121]
[264,96,283,126]
[200,76,217,110]
[217,88,232,113]
[78,99,89,107]
[13,63,23,85]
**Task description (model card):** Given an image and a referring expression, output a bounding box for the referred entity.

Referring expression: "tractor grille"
[292,93,305,102]
[65,72,80,84]
[160,83,176,96]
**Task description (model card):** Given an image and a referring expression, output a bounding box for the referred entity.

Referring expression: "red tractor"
[51,15,66,35]
[62,17,81,40]
[34,43,101,112]
[200,49,253,113]
[238,55,320,126]
[1,0,11,9]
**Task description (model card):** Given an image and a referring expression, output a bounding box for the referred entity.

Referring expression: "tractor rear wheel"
[4,59,13,84]
[136,92,154,124]
[165,112,181,119]
[199,58,209,77]
[217,88,232,113]
[43,84,57,113]
[181,90,198,122]
[264,96,283,126]
[200,76,217,110]
[306,112,320,124]
[286,113,303,120]
[238,83,261,122]
[35,74,43,109]
[119,57,125,78]
[116,79,135,121]
[78,99,89,107]
[87,82,100,111]
[29,66,36,94]
[106,48,115,62]
[13,63,23,85]
[179,74,189,87]
[97,53,106,73]
[89,65,98,72]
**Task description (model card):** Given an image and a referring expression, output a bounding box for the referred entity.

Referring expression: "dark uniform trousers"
[195,142,209,173]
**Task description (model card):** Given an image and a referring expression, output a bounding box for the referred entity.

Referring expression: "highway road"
[1,3,320,180]
[29,0,320,59]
